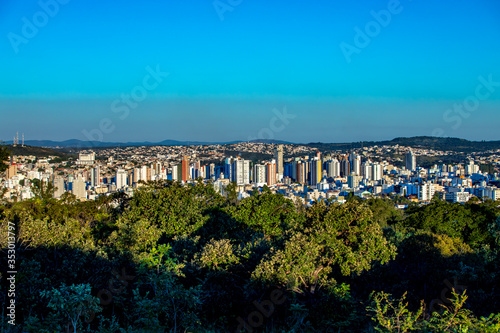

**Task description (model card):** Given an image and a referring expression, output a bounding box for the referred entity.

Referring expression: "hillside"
[1,144,76,159]
[307,136,500,153]
[4,137,500,153]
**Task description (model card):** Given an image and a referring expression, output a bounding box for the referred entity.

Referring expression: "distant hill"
[247,139,294,144]
[306,137,500,153]
[1,145,76,159]
[9,139,223,148]
[3,137,499,153]
[4,138,291,148]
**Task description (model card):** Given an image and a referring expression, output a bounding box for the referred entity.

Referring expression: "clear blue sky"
[1,0,499,143]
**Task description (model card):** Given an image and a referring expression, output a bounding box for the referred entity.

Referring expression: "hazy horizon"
[1,0,499,142]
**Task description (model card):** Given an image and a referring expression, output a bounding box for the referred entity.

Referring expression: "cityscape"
[1,0,500,331]
[2,139,500,204]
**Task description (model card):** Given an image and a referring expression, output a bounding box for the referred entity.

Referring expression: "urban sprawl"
[2,142,500,206]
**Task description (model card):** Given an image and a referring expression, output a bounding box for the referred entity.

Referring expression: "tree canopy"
[0,145,9,173]
[1,180,500,332]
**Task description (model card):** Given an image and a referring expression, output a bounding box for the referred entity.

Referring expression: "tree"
[252,201,396,292]
[0,144,9,172]
[225,181,238,204]
[368,290,500,332]
[31,179,55,201]
[40,283,101,333]
[229,191,305,236]
[400,200,496,248]
[118,181,212,238]
[195,238,239,270]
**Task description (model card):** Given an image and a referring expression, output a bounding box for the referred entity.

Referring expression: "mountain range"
[2,137,500,153]
[2,138,294,148]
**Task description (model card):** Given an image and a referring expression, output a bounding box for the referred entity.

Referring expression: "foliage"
[369,291,424,332]
[0,144,9,172]
[40,283,102,333]
[1,181,499,331]
[400,200,496,248]
[229,190,305,236]
[195,238,239,270]
[369,289,500,332]
[252,202,396,293]
[118,180,219,238]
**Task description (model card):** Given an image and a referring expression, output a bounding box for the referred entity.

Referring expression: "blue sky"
[0,0,499,143]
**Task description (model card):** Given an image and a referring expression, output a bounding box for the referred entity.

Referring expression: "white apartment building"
[418,182,436,201]
[116,168,128,189]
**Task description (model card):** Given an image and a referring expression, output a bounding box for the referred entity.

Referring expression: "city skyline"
[4,139,498,204]
[1,0,499,142]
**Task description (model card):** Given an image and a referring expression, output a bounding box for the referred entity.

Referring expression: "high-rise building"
[133,168,141,183]
[326,158,340,178]
[67,174,74,192]
[53,176,66,199]
[349,153,361,176]
[191,160,202,180]
[233,158,251,185]
[154,162,162,175]
[418,182,435,201]
[362,162,373,180]
[347,173,362,188]
[275,145,284,178]
[309,157,322,186]
[294,161,306,184]
[340,156,350,177]
[372,163,383,181]
[181,156,190,182]
[72,177,86,200]
[224,157,234,181]
[289,160,297,180]
[266,160,277,186]
[172,164,182,182]
[116,168,128,189]
[304,160,310,184]
[209,163,215,179]
[203,164,211,180]
[91,165,100,187]
[405,149,417,171]
[127,172,134,187]
[253,164,266,184]
[139,165,148,182]
[150,164,156,179]
[6,164,17,179]
[484,187,500,201]
[465,160,479,175]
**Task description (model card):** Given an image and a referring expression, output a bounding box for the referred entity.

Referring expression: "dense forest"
[1,180,500,332]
